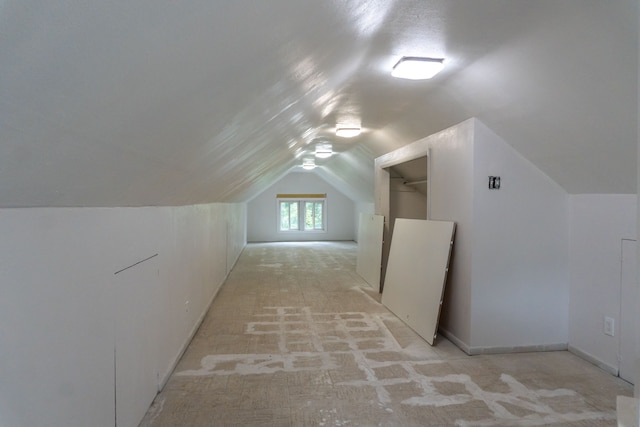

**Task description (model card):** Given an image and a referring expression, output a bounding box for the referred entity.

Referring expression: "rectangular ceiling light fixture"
[392,57,444,80]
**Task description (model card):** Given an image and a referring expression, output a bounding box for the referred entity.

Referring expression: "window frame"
[276,195,327,234]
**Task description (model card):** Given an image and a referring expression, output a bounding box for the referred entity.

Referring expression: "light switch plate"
[604,316,615,337]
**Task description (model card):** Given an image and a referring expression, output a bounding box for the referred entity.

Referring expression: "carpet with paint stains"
[140,242,631,427]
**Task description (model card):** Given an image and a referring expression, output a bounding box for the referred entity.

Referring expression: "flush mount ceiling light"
[335,127,361,138]
[391,57,444,80]
[314,143,333,159]
[302,158,316,170]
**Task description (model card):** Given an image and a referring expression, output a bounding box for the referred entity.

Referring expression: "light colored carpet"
[141,241,632,427]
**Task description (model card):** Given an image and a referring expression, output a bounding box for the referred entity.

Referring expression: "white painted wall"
[247,171,356,242]
[635,27,640,406]
[354,202,375,243]
[568,194,637,374]
[0,203,246,427]
[376,118,570,354]
[471,121,569,351]
[427,121,475,349]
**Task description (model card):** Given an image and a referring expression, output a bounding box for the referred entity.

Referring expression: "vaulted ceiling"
[0,1,636,208]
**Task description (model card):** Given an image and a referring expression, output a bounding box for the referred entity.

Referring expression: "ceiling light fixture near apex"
[335,127,361,138]
[315,143,333,159]
[302,158,316,170]
[392,57,444,80]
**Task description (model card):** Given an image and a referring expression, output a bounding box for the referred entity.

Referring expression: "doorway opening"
[375,150,429,292]
[388,156,428,238]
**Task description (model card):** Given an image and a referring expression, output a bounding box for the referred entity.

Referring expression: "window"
[304,201,324,230]
[277,194,326,233]
[279,201,299,231]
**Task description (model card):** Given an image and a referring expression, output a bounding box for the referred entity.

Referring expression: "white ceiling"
[0,1,636,207]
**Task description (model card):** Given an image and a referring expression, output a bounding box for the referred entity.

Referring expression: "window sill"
[277,230,327,234]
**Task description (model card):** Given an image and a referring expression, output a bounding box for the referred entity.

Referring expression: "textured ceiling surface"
[0,1,636,207]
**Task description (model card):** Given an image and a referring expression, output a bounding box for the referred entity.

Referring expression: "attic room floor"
[140,241,632,427]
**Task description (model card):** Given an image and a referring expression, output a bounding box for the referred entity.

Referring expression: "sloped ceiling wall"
[0,1,636,208]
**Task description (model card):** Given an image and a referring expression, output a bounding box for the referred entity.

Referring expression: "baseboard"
[431,328,623,379]
[568,345,619,376]
[437,328,571,357]
[468,342,568,356]
[438,328,471,355]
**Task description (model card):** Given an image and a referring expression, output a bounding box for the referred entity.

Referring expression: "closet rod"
[403,179,427,186]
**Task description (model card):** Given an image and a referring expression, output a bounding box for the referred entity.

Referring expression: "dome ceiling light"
[335,127,361,138]
[302,158,316,170]
[314,143,333,159]
[391,57,444,80]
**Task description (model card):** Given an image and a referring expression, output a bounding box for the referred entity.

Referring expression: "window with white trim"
[277,194,326,233]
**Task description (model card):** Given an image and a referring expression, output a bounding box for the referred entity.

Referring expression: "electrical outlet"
[604,316,615,336]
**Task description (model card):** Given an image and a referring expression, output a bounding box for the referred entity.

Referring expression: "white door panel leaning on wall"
[382,219,455,346]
